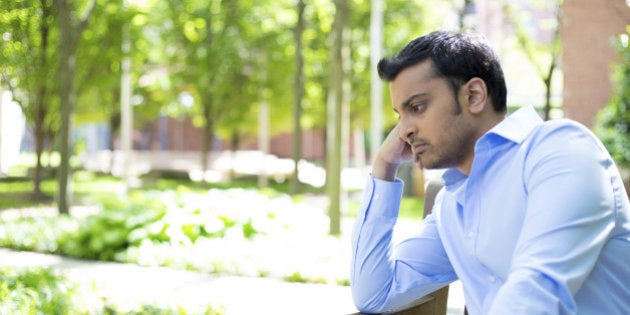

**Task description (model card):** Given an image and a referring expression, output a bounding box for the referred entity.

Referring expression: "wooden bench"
[351,180,454,315]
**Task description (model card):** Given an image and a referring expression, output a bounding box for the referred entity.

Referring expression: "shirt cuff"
[359,174,404,218]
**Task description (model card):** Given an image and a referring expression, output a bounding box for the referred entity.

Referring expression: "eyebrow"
[393,93,428,113]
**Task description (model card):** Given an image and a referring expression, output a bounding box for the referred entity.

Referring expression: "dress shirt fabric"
[350,106,630,314]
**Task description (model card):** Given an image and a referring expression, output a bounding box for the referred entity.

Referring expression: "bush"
[0,188,273,261]
[0,267,77,314]
[0,266,224,314]
[595,31,630,168]
[58,192,168,261]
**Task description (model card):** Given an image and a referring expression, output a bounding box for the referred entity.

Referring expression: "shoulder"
[522,118,613,185]
[525,118,607,155]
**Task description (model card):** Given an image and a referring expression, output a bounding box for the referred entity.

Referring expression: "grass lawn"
[346,196,425,220]
[0,170,425,220]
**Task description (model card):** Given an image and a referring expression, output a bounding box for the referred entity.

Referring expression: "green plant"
[595,30,630,168]
[0,266,224,314]
[0,216,75,252]
[0,267,77,314]
[102,303,224,315]
[346,196,425,220]
[58,192,167,260]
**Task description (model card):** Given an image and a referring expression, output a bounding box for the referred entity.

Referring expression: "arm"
[350,126,456,313]
[488,123,617,314]
[370,124,413,182]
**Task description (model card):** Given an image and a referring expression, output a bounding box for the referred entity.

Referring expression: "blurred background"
[0,0,629,314]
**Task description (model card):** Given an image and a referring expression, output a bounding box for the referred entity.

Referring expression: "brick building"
[562,0,630,127]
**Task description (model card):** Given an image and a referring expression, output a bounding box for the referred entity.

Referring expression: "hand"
[372,124,413,181]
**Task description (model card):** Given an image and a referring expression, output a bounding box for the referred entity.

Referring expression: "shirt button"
[374,193,380,201]
[467,231,475,238]
[489,275,496,283]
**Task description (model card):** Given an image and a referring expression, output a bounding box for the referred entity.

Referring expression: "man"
[350,30,630,314]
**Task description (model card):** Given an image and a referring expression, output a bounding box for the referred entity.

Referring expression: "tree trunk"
[258,100,269,187]
[543,58,556,121]
[201,99,214,181]
[326,0,349,236]
[369,0,383,164]
[108,111,120,172]
[290,0,306,194]
[54,0,95,214]
[56,0,74,214]
[32,0,52,197]
[33,91,47,196]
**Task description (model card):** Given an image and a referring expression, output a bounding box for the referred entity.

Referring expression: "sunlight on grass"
[0,164,427,288]
[347,196,425,220]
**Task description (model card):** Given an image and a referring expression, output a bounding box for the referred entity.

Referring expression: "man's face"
[390,60,477,171]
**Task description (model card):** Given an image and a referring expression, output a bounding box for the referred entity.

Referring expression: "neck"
[457,110,506,175]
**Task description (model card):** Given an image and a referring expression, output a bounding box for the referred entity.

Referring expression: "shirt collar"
[486,105,543,144]
[441,105,543,191]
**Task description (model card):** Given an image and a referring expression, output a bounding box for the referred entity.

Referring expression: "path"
[0,248,465,315]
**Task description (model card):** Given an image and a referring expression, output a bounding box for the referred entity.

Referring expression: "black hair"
[377,30,507,113]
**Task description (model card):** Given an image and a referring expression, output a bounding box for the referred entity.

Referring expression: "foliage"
[57,193,168,260]
[595,31,630,168]
[503,0,562,119]
[0,266,224,314]
[0,215,72,252]
[0,188,274,260]
[347,195,425,220]
[0,0,60,195]
[283,271,326,284]
[0,183,353,285]
[0,267,77,314]
[0,0,59,130]
[101,303,224,315]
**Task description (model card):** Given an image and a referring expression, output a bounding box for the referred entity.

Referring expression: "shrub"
[57,192,168,261]
[595,31,630,168]
[0,267,77,314]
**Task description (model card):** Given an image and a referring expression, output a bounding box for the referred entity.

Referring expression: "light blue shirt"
[351,106,630,314]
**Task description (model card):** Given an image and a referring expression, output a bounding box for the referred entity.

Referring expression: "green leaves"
[0,267,76,314]
[595,31,630,168]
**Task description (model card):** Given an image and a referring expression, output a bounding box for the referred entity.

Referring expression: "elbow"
[351,282,389,314]
[352,295,383,314]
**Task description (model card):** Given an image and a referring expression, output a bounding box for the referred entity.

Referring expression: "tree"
[290,0,306,194]
[0,0,57,199]
[326,0,350,236]
[505,0,562,120]
[595,31,630,171]
[156,0,284,178]
[369,0,383,164]
[73,1,151,152]
[54,0,96,214]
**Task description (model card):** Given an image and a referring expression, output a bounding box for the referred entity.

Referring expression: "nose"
[398,119,415,144]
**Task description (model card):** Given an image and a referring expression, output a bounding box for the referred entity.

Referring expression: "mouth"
[412,143,427,168]
[412,143,428,156]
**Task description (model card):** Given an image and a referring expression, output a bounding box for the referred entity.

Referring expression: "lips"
[412,143,427,169]
[412,143,428,155]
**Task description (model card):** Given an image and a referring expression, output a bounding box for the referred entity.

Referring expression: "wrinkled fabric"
[351,106,630,314]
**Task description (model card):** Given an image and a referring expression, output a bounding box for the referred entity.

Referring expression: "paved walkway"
[0,248,466,315]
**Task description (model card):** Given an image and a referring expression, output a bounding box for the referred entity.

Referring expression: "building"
[562,0,630,127]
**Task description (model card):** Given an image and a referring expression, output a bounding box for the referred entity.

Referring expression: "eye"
[411,103,426,113]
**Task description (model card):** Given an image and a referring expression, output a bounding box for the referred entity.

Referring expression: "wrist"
[372,158,400,182]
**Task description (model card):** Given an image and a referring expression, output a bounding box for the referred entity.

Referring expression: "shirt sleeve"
[350,175,456,313]
[488,123,617,314]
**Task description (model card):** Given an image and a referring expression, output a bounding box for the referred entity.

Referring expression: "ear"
[464,77,488,115]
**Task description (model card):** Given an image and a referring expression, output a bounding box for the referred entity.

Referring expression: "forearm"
[350,177,401,311]
[371,156,400,182]
[350,177,455,313]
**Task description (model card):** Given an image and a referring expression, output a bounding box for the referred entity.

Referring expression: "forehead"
[390,60,445,108]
